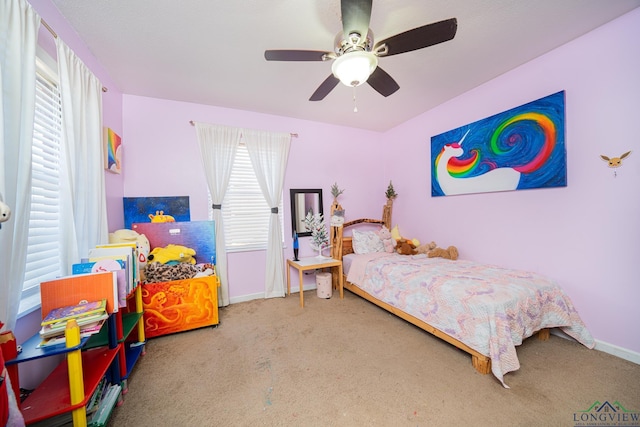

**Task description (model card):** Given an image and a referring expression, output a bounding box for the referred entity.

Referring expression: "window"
[210,142,283,252]
[19,52,64,316]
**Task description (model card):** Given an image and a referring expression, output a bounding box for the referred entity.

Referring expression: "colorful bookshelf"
[5,272,127,426]
[7,320,121,426]
[117,284,146,392]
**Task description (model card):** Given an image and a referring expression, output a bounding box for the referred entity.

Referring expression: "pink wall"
[121,96,387,299]
[383,9,640,354]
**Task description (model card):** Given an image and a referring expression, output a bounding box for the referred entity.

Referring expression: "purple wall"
[121,95,386,300]
[384,9,640,355]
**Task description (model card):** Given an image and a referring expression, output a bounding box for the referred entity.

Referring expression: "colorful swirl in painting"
[490,112,556,173]
[430,91,566,197]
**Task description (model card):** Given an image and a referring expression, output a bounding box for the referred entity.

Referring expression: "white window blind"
[19,56,64,314]
[213,143,283,252]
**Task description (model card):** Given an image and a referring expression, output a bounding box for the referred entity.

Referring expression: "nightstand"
[286,257,344,307]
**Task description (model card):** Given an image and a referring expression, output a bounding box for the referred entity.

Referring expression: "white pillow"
[352,229,385,254]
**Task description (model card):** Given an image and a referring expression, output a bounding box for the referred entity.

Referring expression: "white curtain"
[0,0,40,332]
[56,38,108,273]
[243,129,291,299]
[194,122,240,306]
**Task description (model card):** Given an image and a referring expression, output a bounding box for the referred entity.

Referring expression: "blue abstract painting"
[431,91,566,197]
[123,196,190,229]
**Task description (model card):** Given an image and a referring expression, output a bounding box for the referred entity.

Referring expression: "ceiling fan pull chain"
[353,86,358,113]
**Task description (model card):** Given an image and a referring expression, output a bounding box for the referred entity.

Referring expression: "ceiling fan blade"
[341,0,372,40]
[309,75,340,101]
[367,67,400,97]
[375,18,457,57]
[264,50,332,61]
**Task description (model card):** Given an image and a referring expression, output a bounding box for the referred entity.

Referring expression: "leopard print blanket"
[143,262,213,284]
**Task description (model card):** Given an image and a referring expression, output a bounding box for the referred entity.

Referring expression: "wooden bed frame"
[329,201,550,376]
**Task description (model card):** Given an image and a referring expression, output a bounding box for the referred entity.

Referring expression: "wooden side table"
[286,257,344,307]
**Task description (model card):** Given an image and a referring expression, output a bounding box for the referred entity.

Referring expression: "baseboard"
[229,292,264,304]
[228,285,317,305]
[551,329,640,365]
[593,339,640,364]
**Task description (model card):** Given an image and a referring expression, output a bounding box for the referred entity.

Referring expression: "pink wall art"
[431,91,566,197]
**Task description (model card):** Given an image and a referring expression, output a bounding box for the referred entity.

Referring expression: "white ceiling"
[51,0,640,132]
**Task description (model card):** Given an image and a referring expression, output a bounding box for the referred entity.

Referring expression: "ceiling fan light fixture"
[331,51,378,87]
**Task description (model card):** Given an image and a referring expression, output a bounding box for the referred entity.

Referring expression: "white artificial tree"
[304,211,330,258]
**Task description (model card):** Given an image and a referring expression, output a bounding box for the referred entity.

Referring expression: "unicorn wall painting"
[431,91,566,197]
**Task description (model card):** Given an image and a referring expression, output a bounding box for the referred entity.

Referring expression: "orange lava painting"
[141,276,218,338]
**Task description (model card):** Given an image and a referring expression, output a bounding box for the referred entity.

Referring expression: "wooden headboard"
[330,201,392,260]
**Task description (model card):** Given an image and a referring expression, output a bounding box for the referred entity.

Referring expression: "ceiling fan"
[264,0,457,102]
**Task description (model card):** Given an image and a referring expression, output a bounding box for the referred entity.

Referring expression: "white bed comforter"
[346,253,595,387]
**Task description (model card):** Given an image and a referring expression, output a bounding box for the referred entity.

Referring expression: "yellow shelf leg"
[135,285,146,342]
[65,319,87,427]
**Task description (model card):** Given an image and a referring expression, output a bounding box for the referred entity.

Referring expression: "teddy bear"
[148,244,197,265]
[396,238,418,255]
[428,246,459,260]
[416,241,437,255]
[109,228,151,268]
[376,226,395,253]
[416,241,459,260]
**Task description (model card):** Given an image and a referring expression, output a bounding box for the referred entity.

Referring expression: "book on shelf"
[86,377,109,417]
[40,271,119,316]
[88,246,136,301]
[73,259,128,308]
[39,313,108,339]
[41,299,107,326]
[93,242,140,284]
[37,318,107,347]
[88,383,122,427]
[72,258,125,275]
[26,379,119,427]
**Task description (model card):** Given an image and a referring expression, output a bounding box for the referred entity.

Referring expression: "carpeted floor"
[107,289,640,426]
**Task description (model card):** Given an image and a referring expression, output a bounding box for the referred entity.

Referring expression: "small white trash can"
[316,272,332,299]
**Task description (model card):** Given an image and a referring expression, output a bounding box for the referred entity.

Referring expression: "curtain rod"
[41,18,108,93]
[189,120,298,138]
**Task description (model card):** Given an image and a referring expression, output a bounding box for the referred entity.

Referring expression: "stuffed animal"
[148,244,197,265]
[416,241,459,260]
[376,226,395,253]
[416,241,437,255]
[193,263,215,278]
[109,229,151,268]
[0,192,10,229]
[148,210,175,223]
[396,238,418,255]
[390,224,420,247]
[428,246,459,260]
[330,209,345,227]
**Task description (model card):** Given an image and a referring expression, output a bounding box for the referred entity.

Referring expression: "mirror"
[290,188,323,237]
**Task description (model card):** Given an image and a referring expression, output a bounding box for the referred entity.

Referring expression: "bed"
[329,203,594,387]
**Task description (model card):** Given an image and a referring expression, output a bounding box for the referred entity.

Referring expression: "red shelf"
[20,345,121,425]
